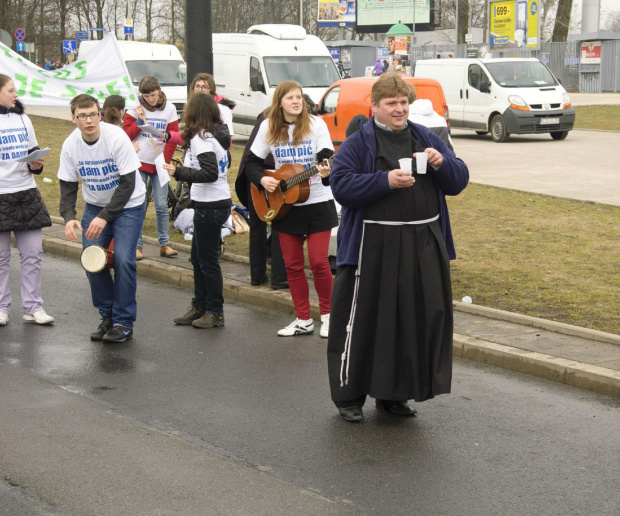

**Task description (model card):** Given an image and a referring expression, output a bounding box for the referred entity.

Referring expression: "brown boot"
[160,245,178,257]
[136,247,143,261]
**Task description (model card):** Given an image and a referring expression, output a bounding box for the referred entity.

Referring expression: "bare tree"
[552,0,573,42]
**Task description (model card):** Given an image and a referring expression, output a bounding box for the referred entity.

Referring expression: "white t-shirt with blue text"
[250,116,333,206]
[57,122,145,208]
[183,130,231,203]
[0,112,38,194]
[127,102,177,164]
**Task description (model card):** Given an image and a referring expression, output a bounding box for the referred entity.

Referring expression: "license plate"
[540,117,560,125]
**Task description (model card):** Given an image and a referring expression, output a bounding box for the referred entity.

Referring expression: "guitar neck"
[284,157,334,189]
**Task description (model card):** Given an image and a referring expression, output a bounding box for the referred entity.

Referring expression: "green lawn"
[29,110,620,335]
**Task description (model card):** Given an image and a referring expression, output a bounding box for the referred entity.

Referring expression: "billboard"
[356,0,434,34]
[581,41,601,64]
[489,0,539,50]
[318,0,356,27]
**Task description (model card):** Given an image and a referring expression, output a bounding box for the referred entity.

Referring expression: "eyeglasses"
[194,85,210,91]
[74,112,100,121]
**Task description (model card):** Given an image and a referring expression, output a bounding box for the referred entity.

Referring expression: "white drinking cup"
[398,158,412,172]
[415,152,428,174]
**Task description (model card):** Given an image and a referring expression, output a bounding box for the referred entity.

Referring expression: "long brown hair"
[180,93,223,148]
[267,81,311,146]
[102,95,125,126]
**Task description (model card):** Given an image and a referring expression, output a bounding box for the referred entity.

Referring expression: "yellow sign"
[489,0,538,50]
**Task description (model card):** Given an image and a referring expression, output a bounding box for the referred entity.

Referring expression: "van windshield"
[263,56,341,88]
[126,60,187,87]
[485,61,558,88]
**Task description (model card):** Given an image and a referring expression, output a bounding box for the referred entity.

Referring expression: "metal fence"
[411,40,620,92]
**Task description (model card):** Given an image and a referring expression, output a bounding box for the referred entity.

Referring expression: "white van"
[414,58,575,142]
[212,24,341,136]
[78,40,187,116]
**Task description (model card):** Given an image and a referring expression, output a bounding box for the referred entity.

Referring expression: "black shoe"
[338,406,364,423]
[90,317,112,341]
[376,400,417,417]
[251,276,268,286]
[102,325,133,343]
[174,306,204,325]
[192,312,225,329]
[271,281,289,290]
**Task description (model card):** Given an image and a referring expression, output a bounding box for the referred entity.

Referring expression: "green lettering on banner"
[61,85,78,98]
[14,73,28,96]
[1,47,11,58]
[53,69,72,80]
[73,61,87,80]
[106,81,121,95]
[123,77,135,100]
[30,79,46,98]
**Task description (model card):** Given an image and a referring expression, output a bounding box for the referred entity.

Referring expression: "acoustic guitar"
[250,157,333,222]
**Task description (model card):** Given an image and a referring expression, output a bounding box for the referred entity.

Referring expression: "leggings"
[278,230,333,320]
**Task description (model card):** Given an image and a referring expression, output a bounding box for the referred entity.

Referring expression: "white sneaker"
[320,313,330,338]
[23,310,55,325]
[277,318,314,337]
[0,312,8,326]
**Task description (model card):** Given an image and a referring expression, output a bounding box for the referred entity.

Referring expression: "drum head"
[81,245,107,273]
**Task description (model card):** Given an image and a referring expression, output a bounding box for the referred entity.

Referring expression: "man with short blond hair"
[59,94,146,343]
[327,73,469,423]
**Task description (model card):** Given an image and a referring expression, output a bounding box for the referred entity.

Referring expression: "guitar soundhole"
[280,181,289,193]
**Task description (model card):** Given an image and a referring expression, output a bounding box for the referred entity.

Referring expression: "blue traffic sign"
[15,28,25,41]
[76,31,89,41]
[16,41,25,52]
[63,40,77,54]
[90,27,105,32]
[124,26,134,35]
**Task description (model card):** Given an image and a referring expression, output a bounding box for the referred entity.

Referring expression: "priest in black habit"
[327,73,469,423]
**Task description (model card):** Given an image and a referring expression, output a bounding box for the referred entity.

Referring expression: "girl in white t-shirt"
[164,93,232,329]
[244,81,337,338]
[123,75,179,259]
[0,74,54,326]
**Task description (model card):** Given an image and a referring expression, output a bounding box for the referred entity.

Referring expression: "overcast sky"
[571,0,620,28]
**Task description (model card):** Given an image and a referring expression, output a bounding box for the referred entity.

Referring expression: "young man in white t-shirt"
[58,94,146,343]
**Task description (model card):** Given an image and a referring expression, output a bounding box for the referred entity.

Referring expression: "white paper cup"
[415,153,428,174]
[398,158,412,172]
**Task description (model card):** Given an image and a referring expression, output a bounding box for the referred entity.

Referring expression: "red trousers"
[278,230,333,320]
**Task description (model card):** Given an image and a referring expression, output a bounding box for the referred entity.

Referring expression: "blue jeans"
[82,203,144,328]
[191,207,230,315]
[137,171,169,247]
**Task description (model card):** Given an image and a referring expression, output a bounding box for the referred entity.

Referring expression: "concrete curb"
[41,231,620,399]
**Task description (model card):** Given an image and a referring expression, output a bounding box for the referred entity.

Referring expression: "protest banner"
[0,33,139,107]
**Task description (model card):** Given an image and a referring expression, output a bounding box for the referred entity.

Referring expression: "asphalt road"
[1,251,619,515]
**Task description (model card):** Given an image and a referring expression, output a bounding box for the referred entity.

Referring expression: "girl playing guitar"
[245,81,337,338]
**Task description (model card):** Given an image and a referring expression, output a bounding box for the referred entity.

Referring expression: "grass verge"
[28,114,620,335]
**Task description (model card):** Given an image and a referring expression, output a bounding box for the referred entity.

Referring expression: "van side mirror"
[250,76,266,94]
[479,79,491,93]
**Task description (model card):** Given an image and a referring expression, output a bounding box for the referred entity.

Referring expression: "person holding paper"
[123,76,179,260]
[58,94,146,343]
[0,74,54,326]
[327,74,469,423]
[163,93,231,329]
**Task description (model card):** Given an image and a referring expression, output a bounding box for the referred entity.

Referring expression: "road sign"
[124,18,133,28]
[90,27,105,32]
[14,28,25,41]
[465,33,473,43]
[124,26,134,35]
[63,40,77,54]
[76,30,89,41]
[16,41,25,52]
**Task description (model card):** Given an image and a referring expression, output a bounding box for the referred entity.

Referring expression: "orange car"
[317,76,449,149]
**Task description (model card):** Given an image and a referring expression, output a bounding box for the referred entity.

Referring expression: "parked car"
[317,76,449,150]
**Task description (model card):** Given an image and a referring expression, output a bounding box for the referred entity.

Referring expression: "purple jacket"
[330,117,469,267]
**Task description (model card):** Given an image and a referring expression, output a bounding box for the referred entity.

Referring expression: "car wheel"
[490,114,510,142]
[550,131,569,140]
[475,130,488,136]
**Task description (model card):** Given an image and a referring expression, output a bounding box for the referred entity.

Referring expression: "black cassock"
[328,128,453,404]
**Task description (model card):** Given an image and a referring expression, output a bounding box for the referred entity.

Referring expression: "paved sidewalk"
[42,219,620,399]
